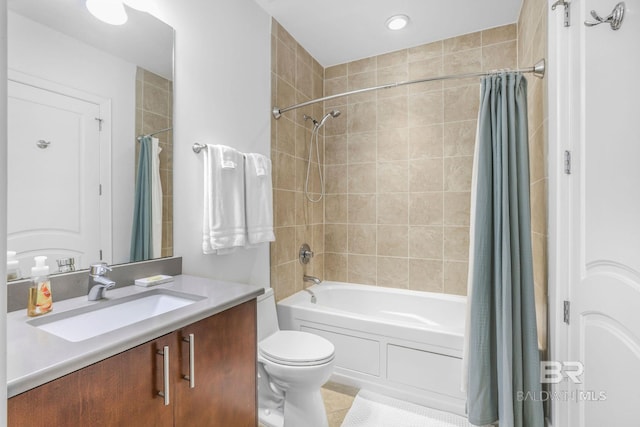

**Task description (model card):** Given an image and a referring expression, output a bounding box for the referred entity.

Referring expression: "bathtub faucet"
[303,275,322,285]
[302,288,317,304]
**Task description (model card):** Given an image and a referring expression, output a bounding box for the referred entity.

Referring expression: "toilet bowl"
[257,288,335,427]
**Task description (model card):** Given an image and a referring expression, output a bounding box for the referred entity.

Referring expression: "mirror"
[6,0,174,280]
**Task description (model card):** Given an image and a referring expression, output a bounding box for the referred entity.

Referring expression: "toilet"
[257,288,335,427]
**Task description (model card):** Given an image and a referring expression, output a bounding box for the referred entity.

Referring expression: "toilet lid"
[259,331,335,366]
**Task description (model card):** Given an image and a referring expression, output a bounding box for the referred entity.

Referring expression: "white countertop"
[7,275,264,397]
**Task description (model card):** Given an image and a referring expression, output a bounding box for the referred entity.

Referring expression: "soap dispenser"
[7,251,21,281]
[27,256,53,317]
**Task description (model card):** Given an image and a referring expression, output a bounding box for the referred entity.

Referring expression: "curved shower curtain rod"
[136,127,173,141]
[272,59,546,119]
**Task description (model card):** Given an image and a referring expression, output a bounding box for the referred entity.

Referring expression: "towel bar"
[192,143,206,154]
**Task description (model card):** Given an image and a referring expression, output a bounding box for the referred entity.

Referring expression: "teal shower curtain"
[466,73,544,427]
[130,136,153,261]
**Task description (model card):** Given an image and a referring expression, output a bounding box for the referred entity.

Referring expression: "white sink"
[28,289,205,342]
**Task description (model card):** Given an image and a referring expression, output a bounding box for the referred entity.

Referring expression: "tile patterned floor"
[258,381,358,427]
[321,382,359,427]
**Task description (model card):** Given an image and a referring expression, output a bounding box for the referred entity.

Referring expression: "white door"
[7,80,102,275]
[562,0,640,425]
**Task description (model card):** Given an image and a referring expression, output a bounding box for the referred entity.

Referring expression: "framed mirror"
[6,0,174,280]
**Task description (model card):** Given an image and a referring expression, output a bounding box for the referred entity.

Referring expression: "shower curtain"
[151,137,163,258]
[130,136,162,261]
[464,73,544,427]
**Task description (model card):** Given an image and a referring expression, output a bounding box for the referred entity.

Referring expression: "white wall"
[7,12,136,266]
[1,0,8,422]
[153,0,272,286]
[0,1,270,416]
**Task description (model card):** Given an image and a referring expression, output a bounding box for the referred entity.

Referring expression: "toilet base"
[282,388,328,427]
[258,388,329,427]
[258,406,284,427]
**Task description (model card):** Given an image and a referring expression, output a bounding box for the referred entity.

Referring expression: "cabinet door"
[175,300,257,427]
[8,333,175,427]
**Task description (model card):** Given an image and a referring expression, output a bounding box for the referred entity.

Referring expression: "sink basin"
[28,289,205,342]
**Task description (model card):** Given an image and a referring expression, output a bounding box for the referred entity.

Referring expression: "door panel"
[7,80,101,273]
[568,0,640,425]
[582,312,640,425]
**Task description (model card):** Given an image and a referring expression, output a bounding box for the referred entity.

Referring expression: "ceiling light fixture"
[385,14,410,31]
[86,0,128,26]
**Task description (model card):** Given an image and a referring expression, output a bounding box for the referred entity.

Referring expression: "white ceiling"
[7,0,174,79]
[253,0,524,67]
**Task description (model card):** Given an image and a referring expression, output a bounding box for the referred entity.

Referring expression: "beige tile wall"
[135,67,173,257]
[270,17,547,308]
[270,20,326,301]
[518,0,548,349]
[322,25,518,295]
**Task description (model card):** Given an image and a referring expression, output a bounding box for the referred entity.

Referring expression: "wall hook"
[551,0,571,27]
[585,2,625,30]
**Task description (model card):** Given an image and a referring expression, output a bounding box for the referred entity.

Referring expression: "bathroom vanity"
[6,275,262,427]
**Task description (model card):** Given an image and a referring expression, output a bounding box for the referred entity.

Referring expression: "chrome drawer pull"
[157,346,170,405]
[183,334,195,388]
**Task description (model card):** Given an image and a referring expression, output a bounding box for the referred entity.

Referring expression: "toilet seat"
[259,330,335,366]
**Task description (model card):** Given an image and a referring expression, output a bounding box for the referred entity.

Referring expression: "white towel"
[244,153,275,245]
[202,144,246,254]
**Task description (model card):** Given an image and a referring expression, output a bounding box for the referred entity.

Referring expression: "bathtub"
[276,281,467,415]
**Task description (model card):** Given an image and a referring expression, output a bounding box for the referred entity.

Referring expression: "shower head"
[318,110,341,127]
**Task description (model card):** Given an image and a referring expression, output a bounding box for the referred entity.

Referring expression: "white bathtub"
[277,281,467,415]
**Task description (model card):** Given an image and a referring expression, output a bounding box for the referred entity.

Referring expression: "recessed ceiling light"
[123,0,157,13]
[86,0,128,25]
[386,14,410,31]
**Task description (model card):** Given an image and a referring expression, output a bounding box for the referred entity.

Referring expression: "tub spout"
[303,275,322,285]
[302,288,317,304]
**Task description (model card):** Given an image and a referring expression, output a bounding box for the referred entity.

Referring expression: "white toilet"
[257,288,335,427]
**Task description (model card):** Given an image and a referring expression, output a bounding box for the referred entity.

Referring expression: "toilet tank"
[257,288,279,341]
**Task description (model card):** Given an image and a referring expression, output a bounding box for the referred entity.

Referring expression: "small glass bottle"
[27,256,53,317]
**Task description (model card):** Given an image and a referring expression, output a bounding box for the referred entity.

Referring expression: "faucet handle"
[299,243,314,265]
[89,262,112,276]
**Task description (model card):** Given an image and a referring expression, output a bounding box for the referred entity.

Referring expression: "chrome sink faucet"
[88,262,116,301]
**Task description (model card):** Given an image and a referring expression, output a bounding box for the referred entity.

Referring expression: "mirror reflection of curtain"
[130,136,162,261]
[151,137,163,258]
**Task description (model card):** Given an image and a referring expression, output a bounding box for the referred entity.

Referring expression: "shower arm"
[272,59,546,119]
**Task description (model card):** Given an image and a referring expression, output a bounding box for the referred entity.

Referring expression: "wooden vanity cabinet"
[8,332,176,427]
[175,298,257,426]
[8,299,257,427]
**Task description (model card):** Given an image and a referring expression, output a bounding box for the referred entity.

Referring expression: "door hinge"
[552,0,571,27]
[564,150,572,174]
[95,117,103,131]
[563,300,570,324]
[99,249,103,260]
[99,184,102,196]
